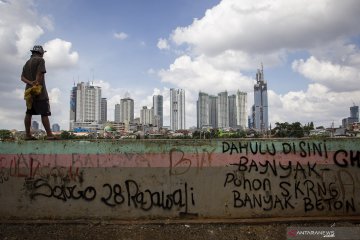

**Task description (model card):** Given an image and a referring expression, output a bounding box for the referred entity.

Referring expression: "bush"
[0,129,13,140]
[60,131,74,139]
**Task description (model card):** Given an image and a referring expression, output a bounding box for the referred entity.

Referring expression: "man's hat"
[30,45,46,54]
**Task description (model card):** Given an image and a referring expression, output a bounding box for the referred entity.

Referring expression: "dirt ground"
[0,221,359,240]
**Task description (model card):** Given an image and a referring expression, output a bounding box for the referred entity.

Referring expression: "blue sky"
[1,0,360,131]
[36,0,220,88]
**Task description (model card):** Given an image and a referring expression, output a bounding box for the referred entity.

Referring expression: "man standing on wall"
[21,45,55,140]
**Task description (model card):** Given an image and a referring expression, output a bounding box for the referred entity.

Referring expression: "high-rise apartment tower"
[236,91,247,129]
[101,98,107,123]
[153,95,163,127]
[140,106,154,125]
[119,97,134,124]
[253,65,268,132]
[114,104,121,123]
[170,88,185,130]
[69,85,77,130]
[75,82,101,123]
[197,92,209,129]
[217,91,229,128]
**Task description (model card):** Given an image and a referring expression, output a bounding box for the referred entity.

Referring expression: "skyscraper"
[140,106,154,125]
[69,85,77,130]
[217,91,229,128]
[197,92,209,128]
[120,97,134,123]
[31,120,39,131]
[342,104,359,128]
[236,91,247,129]
[153,95,163,127]
[209,95,218,128]
[253,65,268,132]
[350,105,359,121]
[75,82,101,123]
[52,123,60,132]
[114,104,121,123]
[170,88,185,130]
[228,94,237,128]
[101,98,107,123]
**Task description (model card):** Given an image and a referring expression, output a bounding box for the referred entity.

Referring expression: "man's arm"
[20,71,44,86]
[21,74,36,86]
[35,70,45,85]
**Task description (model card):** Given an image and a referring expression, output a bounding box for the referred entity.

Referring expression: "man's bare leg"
[41,115,53,137]
[24,114,32,138]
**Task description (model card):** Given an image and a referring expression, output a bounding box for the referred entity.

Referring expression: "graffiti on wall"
[222,140,360,213]
[0,140,359,218]
[25,178,197,216]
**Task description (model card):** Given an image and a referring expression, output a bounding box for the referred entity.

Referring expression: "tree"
[289,122,304,138]
[273,122,290,137]
[303,122,315,136]
[272,122,304,138]
[235,129,247,138]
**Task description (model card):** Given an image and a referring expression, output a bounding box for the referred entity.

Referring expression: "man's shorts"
[26,100,51,116]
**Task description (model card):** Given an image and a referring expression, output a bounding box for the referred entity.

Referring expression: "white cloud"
[292,56,360,92]
[114,32,128,40]
[171,0,360,55]
[16,24,44,58]
[48,88,61,104]
[159,54,253,94]
[157,38,170,50]
[206,49,286,71]
[44,38,79,69]
[92,80,111,92]
[308,39,360,66]
[270,84,360,127]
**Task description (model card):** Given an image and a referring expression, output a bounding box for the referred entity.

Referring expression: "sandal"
[45,136,59,140]
[25,136,37,140]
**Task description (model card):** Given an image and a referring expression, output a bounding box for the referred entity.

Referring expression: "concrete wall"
[0,139,359,221]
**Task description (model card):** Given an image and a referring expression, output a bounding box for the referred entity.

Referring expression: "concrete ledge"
[1,138,359,221]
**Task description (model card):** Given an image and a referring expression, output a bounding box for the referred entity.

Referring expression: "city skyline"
[197,90,247,130]
[9,76,360,132]
[1,0,360,131]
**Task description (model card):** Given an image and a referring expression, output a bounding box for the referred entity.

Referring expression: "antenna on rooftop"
[91,68,95,86]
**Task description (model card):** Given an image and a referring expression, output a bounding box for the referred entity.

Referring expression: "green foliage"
[303,122,315,136]
[0,129,13,140]
[60,131,74,139]
[272,122,305,138]
[192,130,200,139]
[193,130,213,139]
[193,128,247,139]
